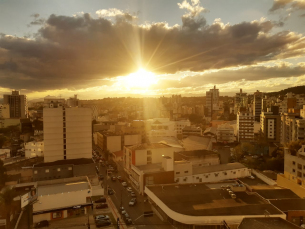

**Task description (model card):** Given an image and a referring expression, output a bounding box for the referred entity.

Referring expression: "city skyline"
[0,0,305,99]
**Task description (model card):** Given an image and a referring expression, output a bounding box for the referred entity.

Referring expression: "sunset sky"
[0,0,305,99]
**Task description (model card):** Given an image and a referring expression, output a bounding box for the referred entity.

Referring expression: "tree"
[286,140,305,156]
[0,187,17,229]
[0,160,6,188]
[104,149,111,161]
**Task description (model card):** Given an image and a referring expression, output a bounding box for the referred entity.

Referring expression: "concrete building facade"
[43,107,92,162]
[3,90,28,118]
[237,111,254,142]
[0,104,10,118]
[260,107,281,143]
[25,141,44,158]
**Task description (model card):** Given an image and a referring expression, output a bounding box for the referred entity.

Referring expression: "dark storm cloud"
[0,8,305,91]
[151,63,305,89]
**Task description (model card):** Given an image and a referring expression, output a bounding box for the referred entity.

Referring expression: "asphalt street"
[94,146,172,229]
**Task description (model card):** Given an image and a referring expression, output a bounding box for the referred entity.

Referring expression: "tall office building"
[234,89,248,114]
[3,90,28,118]
[253,90,263,122]
[43,104,92,163]
[205,86,219,119]
[237,111,254,142]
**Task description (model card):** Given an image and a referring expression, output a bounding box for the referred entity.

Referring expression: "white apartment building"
[0,104,10,118]
[216,123,235,143]
[43,107,92,162]
[237,111,254,142]
[25,141,44,158]
[43,96,66,108]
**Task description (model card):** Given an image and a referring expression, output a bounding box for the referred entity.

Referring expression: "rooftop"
[135,163,163,173]
[238,217,300,229]
[181,136,213,151]
[146,183,283,216]
[270,199,305,212]
[254,189,300,200]
[112,150,123,157]
[193,163,247,175]
[34,158,93,167]
[38,181,89,196]
[126,143,171,150]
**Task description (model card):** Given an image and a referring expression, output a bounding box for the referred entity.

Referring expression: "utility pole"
[87,213,90,229]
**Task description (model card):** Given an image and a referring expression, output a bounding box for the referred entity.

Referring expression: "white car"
[127,187,133,192]
[95,215,110,221]
[248,176,255,180]
[122,182,127,187]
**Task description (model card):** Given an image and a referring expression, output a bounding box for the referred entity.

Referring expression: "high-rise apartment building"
[0,104,10,118]
[260,106,281,143]
[237,111,254,142]
[253,90,263,122]
[205,86,219,119]
[3,90,28,118]
[43,104,92,163]
[234,89,247,114]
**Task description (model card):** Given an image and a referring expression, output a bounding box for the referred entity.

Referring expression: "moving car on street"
[127,187,133,192]
[95,215,110,221]
[129,198,137,206]
[122,182,127,187]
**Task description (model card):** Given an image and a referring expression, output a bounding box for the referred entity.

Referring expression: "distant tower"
[3,90,28,118]
[205,86,219,120]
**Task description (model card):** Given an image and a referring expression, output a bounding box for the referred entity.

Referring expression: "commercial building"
[216,123,235,143]
[280,111,304,145]
[277,145,305,198]
[43,106,92,162]
[182,126,202,138]
[24,141,44,158]
[260,107,281,143]
[3,90,28,118]
[238,217,300,229]
[32,177,92,223]
[237,111,254,142]
[145,183,285,228]
[253,90,263,122]
[234,89,247,114]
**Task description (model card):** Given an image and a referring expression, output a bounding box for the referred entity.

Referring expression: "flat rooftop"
[181,136,212,151]
[136,163,163,173]
[147,183,283,216]
[34,158,93,167]
[126,143,171,150]
[193,163,246,175]
[38,181,89,196]
[254,189,300,200]
[270,199,305,212]
[238,217,300,229]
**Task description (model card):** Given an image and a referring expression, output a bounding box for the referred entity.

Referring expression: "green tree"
[0,187,17,229]
[286,140,305,156]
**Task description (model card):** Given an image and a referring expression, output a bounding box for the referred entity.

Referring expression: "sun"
[123,68,157,88]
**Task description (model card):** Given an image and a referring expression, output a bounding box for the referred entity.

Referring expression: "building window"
[298,164,302,170]
[45,169,49,173]
[293,161,296,165]
[184,171,188,173]
[176,172,180,174]
[147,150,152,155]
[293,169,296,173]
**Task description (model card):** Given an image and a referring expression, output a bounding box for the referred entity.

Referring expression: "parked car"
[95,197,106,203]
[95,215,110,221]
[119,206,125,212]
[111,176,117,181]
[129,198,137,206]
[96,203,108,209]
[123,213,130,219]
[248,176,255,180]
[108,189,114,195]
[35,220,49,228]
[130,192,136,197]
[127,187,132,192]
[117,176,122,181]
[96,220,111,228]
[125,217,132,225]
[122,182,127,187]
[121,210,127,215]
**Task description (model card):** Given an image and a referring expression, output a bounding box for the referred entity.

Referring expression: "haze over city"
[1,0,305,99]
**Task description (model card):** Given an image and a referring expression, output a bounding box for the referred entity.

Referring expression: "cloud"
[0,3,305,92]
[28,13,45,26]
[269,0,305,12]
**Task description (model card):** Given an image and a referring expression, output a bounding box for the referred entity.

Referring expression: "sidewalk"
[106,196,127,229]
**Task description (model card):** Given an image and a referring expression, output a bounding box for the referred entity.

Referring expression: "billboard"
[21,188,38,208]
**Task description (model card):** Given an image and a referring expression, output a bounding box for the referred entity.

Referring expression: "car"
[122,182,127,187]
[248,175,255,179]
[95,220,111,228]
[96,203,108,209]
[95,197,106,203]
[252,155,258,159]
[35,220,49,228]
[119,206,124,212]
[123,213,130,219]
[130,192,136,197]
[95,215,110,221]
[129,198,137,206]
[121,210,126,215]
[111,176,116,181]
[108,189,114,195]
[125,217,132,225]
[127,187,132,192]
[73,205,81,209]
[117,176,122,181]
